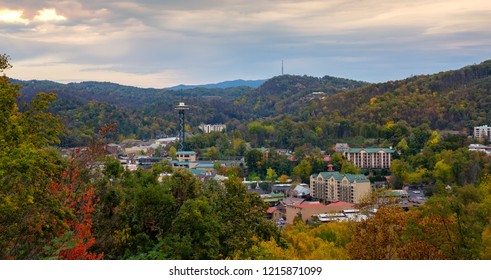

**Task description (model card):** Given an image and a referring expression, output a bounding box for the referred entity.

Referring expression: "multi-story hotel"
[343,147,395,169]
[474,125,491,141]
[309,172,371,204]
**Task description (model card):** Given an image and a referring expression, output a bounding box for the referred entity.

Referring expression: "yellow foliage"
[245,222,351,260]
[384,121,395,130]
[481,227,491,259]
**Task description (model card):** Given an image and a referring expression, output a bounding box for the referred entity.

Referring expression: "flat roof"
[177,151,197,155]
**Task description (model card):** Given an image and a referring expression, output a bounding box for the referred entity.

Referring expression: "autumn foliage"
[47,159,103,260]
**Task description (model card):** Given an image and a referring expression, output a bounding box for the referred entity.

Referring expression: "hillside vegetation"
[10,59,491,149]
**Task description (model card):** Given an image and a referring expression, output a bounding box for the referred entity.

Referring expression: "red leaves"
[49,162,103,260]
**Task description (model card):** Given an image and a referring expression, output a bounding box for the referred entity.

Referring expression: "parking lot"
[399,185,427,208]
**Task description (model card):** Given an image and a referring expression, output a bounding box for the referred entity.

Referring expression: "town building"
[198,124,226,133]
[309,172,371,204]
[284,201,355,224]
[291,184,311,198]
[343,147,395,169]
[176,151,197,162]
[334,143,350,153]
[473,125,491,141]
[468,144,491,156]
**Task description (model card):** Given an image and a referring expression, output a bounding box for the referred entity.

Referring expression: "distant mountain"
[11,79,254,109]
[167,79,266,90]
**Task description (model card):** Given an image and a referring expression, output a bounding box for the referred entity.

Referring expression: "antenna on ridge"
[282,60,284,75]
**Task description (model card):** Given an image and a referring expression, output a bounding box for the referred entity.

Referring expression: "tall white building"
[343,147,395,169]
[474,125,491,141]
[199,124,226,133]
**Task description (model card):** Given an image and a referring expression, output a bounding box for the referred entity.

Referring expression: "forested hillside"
[239,60,491,149]
[311,60,491,131]
[12,74,367,147]
[10,60,491,150]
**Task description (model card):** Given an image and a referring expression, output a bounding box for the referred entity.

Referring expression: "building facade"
[176,151,197,162]
[343,147,394,169]
[198,124,226,133]
[309,172,371,204]
[474,125,491,141]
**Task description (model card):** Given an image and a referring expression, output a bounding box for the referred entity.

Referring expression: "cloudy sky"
[1,0,491,88]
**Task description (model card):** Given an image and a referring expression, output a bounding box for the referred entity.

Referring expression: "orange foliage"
[49,160,103,260]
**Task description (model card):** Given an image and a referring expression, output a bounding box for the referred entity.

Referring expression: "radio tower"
[175,101,189,151]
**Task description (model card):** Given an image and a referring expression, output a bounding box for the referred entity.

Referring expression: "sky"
[1,0,491,88]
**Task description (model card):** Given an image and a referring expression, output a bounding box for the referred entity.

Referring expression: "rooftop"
[177,151,197,155]
[290,202,325,209]
[344,147,395,153]
[326,201,355,208]
[313,171,370,183]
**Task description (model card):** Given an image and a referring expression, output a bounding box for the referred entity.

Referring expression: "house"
[265,207,284,221]
[310,172,371,204]
[292,183,310,198]
[343,147,395,169]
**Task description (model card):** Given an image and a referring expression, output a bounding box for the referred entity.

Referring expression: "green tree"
[266,167,278,186]
[292,159,312,183]
[340,161,362,174]
[389,159,410,188]
[165,198,222,259]
[245,149,263,176]
[207,146,220,160]
[0,56,68,259]
[163,168,201,213]
[168,146,177,160]
[213,177,278,258]
[0,54,12,72]
[433,159,454,187]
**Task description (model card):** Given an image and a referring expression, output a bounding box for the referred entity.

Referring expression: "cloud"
[33,8,66,22]
[2,0,491,87]
[0,9,29,24]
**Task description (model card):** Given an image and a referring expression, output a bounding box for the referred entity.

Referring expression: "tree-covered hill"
[10,60,491,148]
[234,74,369,117]
[12,79,254,109]
[309,60,491,131]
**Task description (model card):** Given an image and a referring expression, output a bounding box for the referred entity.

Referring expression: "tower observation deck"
[174,102,189,151]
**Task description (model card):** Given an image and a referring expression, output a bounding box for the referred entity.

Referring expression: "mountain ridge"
[9,60,491,148]
[167,79,266,90]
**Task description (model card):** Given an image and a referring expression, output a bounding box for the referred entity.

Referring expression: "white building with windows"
[473,125,491,141]
[199,124,226,133]
[343,147,395,169]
